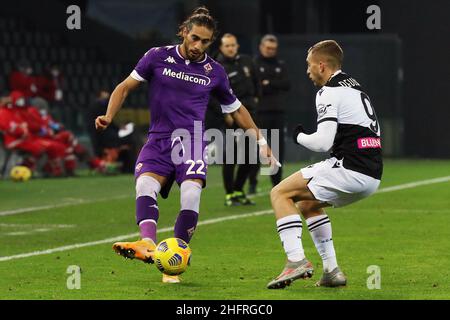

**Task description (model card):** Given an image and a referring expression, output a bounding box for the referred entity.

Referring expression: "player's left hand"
[292,124,305,145]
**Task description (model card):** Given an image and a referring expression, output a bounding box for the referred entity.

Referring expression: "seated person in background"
[86,89,137,173]
[37,107,106,173]
[13,90,105,174]
[38,108,86,159]
[0,91,68,177]
[9,60,49,112]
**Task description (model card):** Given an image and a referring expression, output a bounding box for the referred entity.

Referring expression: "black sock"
[233,164,251,192]
[222,164,235,194]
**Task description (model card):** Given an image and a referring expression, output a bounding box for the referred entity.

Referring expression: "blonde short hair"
[308,40,344,69]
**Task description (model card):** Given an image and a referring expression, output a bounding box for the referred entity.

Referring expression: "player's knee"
[180,180,202,212]
[135,175,161,199]
[270,184,283,203]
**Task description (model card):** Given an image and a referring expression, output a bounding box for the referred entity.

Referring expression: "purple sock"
[139,220,157,243]
[136,196,159,243]
[174,210,199,243]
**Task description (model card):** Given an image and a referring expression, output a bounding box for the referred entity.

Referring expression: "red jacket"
[15,106,52,137]
[0,106,29,148]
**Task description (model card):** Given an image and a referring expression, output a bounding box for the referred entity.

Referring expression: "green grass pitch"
[0,159,449,299]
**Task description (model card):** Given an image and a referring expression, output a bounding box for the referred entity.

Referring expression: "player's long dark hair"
[177,6,218,40]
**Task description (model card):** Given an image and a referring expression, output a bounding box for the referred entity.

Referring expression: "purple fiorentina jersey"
[131,45,241,137]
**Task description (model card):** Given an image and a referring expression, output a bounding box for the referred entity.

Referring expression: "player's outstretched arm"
[229,104,263,140]
[95,76,141,131]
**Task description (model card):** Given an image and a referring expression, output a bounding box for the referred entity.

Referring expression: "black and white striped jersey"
[315,70,383,179]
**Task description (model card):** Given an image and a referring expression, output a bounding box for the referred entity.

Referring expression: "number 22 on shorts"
[185,160,206,175]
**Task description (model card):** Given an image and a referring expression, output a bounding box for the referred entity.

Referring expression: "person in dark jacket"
[207,33,261,206]
[250,34,290,192]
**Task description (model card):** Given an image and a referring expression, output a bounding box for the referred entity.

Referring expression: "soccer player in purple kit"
[95,7,279,283]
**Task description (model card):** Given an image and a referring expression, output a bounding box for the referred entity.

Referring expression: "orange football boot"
[113,239,156,264]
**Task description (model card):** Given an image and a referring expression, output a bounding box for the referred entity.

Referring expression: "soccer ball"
[154,238,192,275]
[10,166,32,182]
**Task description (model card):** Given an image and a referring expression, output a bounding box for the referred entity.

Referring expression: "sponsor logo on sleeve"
[357,137,381,149]
[317,103,331,117]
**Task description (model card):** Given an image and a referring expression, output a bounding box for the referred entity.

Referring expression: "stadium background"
[1,0,450,171]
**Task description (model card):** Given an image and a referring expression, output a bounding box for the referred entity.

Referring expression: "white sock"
[276,214,305,262]
[306,214,338,272]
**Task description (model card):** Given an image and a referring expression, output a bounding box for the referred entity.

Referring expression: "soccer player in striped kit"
[267,40,382,289]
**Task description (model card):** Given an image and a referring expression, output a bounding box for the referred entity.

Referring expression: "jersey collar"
[324,70,342,87]
[330,69,342,79]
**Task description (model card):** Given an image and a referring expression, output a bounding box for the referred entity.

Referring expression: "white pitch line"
[1,174,450,262]
[0,190,248,217]
[0,182,225,217]
[0,194,132,217]
[0,209,272,262]
[0,223,75,228]
[375,175,450,193]
[0,224,76,237]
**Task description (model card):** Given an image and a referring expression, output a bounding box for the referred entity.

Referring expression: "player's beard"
[183,43,203,61]
[310,73,324,87]
[189,49,202,61]
[309,76,319,87]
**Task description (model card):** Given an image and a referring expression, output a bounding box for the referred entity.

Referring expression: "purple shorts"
[135,134,208,197]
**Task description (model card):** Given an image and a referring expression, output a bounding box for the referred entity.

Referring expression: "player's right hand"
[95,115,111,131]
[259,144,281,176]
[259,144,282,168]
